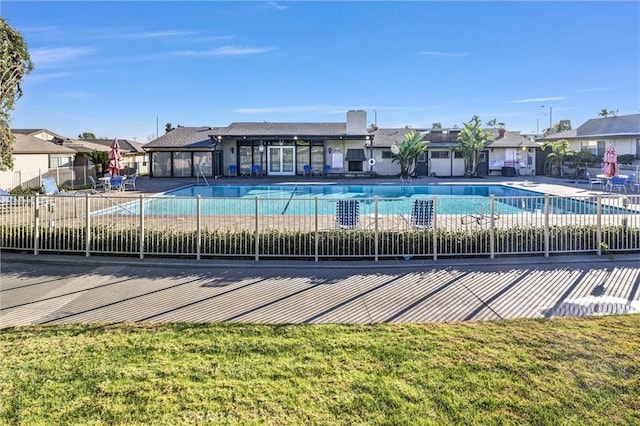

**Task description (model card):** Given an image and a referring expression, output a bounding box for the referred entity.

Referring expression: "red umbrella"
[108,138,121,176]
[603,143,617,177]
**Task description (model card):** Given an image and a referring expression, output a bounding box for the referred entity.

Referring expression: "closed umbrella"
[603,142,617,177]
[108,138,122,176]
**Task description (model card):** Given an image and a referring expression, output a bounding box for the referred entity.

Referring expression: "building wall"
[13,153,50,172]
[570,136,636,157]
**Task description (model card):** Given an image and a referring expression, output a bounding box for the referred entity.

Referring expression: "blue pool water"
[129,184,623,216]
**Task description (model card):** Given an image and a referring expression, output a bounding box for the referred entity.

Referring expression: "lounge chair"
[405,199,433,229]
[303,165,311,176]
[228,165,238,176]
[89,176,105,191]
[335,199,360,229]
[123,173,138,190]
[252,164,261,176]
[586,172,604,190]
[42,177,80,196]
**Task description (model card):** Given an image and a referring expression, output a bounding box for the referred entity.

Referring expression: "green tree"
[1,18,34,171]
[542,138,574,177]
[391,130,429,180]
[78,132,97,139]
[431,122,441,129]
[456,115,493,176]
[86,150,109,175]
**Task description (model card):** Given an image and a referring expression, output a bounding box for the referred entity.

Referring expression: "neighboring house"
[75,138,149,175]
[10,130,77,171]
[144,110,372,178]
[485,128,541,176]
[538,114,640,161]
[1,131,78,190]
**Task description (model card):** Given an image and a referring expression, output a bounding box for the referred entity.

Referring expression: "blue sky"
[2,1,639,142]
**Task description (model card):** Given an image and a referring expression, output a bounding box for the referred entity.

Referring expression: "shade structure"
[603,143,617,177]
[108,138,122,176]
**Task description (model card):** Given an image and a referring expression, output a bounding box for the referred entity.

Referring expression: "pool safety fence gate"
[1,193,639,261]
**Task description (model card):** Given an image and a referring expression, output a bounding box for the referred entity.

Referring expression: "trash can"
[501,166,516,177]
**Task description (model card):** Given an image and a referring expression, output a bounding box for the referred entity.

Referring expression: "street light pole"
[541,105,552,134]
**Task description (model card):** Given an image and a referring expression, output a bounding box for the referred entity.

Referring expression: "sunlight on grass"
[1,316,639,425]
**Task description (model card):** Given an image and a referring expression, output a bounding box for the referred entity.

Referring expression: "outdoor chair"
[303,165,311,176]
[252,164,261,176]
[123,173,138,190]
[109,176,125,191]
[324,165,331,175]
[335,199,360,229]
[0,189,19,211]
[607,175,627,193]
[89,176,105,191]
[461,202,499,225]
[405,199,434,229]
[42,177,80,197]
[586,172,604,190]
[623,174,637,192]
[228,165,238,176]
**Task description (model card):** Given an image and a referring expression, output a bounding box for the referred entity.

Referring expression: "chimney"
[498,128,505,138]
[346,110,367,135]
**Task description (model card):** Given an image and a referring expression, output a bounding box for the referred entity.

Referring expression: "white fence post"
[596,194,602,256]
[544,194,550,257]
[432,197,438,261]
[254,196,259,261]
[196,195,201,260]
[490,195,495,259]
[85,194,91,257]
[374,196,379,262]
[314,197,319,262]
[139,194,145,259]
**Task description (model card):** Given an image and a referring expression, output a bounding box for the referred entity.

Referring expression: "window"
[381,150,393,159]
[430,151,450,159]
[151,152,171,177]
[455,151,464,159]
[49,156,73,168]
[173,152,192,177]
[580,140,606,157]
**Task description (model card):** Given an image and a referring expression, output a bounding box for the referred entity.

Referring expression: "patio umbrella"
[108,138,122,176]
[603,142,617,177]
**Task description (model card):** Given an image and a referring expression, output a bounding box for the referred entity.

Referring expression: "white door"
[267,146,296,175]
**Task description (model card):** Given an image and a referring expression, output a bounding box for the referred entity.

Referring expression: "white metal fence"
[0,163,145,191]
[1,192,639,261]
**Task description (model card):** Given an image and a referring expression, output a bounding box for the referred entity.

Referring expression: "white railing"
[1,193,639,261]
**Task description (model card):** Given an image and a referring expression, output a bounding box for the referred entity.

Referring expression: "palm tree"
[456,115,493,176]
[542,138,574,177]
[391,130,429,180]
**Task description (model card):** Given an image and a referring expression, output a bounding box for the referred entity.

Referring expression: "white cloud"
[173,46,273,56]
[576,88,612,93]
[267,2,289,10]
[30,47,96,68]
[511,97,568,103]
[419,51,469,57]
[234,105,323,114]
[117,30,199,39]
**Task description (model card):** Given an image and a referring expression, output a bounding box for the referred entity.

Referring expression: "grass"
[1,316,639,425]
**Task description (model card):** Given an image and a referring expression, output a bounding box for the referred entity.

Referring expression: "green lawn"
[1,316,639,425]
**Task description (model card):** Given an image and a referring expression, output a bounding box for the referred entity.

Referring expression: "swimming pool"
[131,184,622,216]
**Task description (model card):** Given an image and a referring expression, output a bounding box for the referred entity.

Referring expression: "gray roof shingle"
[576,114,640,137]
[11,134,77,154]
